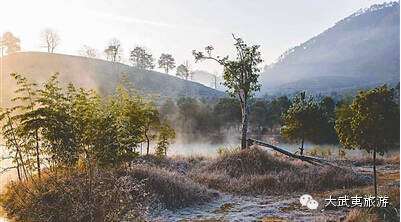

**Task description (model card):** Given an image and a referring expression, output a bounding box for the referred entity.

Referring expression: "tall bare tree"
[41,28,60,53]
[211,71,219,89]
[104,38,123,62]
[176,61,192,80]
[79,45,98,58]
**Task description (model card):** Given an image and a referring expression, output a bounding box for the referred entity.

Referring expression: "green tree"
[129,46,154,70]
[159,98,177,122]
[155,121,175,156]
[176,97,199,134]
[249,99,269,136]
[158,53,176,74]
[319,96,338,144]
[193,34,263,149]
[9,73,42,178]
[141,101,160,155]
[213,98,241,133]
[104,86,144,162]
[280,92,328,155]
[32,74,77,168]
[176,61,192,80]
[1,32,20,54]
[335,85,399,198]
[0,107,29,181]
[267,96,291,131]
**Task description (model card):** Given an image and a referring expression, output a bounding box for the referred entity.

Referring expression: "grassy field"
[1,146,398,221]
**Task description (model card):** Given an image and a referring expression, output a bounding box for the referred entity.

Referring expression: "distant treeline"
[158,91,386,144]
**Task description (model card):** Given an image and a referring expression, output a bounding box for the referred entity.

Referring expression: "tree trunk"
[300,136,305,155]
[373,147,377,200]
[241,100,249,149]
[35,129,41,179]
[145,133,150,155]
[87,152,94,222]
[15,152,21,181]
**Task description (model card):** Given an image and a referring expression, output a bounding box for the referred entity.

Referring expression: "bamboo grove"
[0,73,175,182]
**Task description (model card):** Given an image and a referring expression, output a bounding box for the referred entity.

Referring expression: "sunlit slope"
[260,2,400,94]
[1,52,224,103]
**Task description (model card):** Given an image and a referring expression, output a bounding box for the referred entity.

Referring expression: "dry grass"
[0,164,216,221]
[344,186,400,222]
[129,165,216,209]
[0,168,152,222]
[1,147,389,221]
[131,154,207,175]
[350,153,400,166]
[345,208,379,222]
[206,147,294,177]
[190,148,372,195]
[331,181,400,222]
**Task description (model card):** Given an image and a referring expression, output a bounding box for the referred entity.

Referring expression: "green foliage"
[176,61,192,80]
[306,146,333,157]
[129,46,155,70]
[104,38,122,62]
[335,84,399,198]
[326,147,332,156]
[280,92,333,149]
[158,53,176,74]
[0,73,175,178]
[338,149,346,158]
[335,84,399,154]
[155,122,175,156]
[158,96,295,143]
[159,98,177,122]
[0,73,41,180]
[249,98,269,134]
[193,36,263,99]
[309,146,319,157]
[217,146,240,156]
[193,35,263,149]
[1,32,20,54]
[249,96,292,135]
[267,96,291,128]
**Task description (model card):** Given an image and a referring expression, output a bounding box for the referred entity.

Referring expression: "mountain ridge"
[259,1,400,95]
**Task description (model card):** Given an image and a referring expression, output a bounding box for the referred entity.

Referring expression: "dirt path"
[160,164,399,222]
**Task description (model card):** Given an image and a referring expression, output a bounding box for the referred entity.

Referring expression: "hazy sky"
[0,0,389,74]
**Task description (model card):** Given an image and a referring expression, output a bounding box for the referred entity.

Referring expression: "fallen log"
[247,138,335,167]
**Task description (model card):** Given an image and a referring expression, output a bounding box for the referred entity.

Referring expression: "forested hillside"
[260,2,400,94]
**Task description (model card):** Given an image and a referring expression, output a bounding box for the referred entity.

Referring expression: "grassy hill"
[1,52,225,104]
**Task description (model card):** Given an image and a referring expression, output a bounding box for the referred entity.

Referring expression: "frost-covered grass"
[189,148,372,195]
[2,147,395,221]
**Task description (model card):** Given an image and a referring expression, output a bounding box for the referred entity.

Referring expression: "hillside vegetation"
[1,52,224,103]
